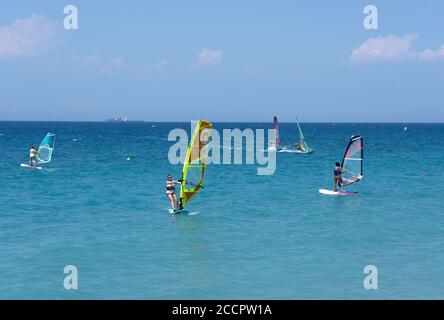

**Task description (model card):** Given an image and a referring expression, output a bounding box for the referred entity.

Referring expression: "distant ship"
[106,116,144,123]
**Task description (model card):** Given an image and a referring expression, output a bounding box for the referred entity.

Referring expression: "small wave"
[259,147,298,153]
[213,145,242,150]
[278,149,298,153]
[136,136,168,141]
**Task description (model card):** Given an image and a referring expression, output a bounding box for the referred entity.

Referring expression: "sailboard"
[169,208,186,214]
[319,189,357,196]
[20,163,43,170]
[294,116,313,154]
[176,120,212,211]
[319,135,363,196]
[273,116,282,151]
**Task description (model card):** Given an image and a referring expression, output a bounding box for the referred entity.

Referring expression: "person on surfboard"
[166,174,183,211]
[29,146,38,167]
[333,162,345,192]
[268,140,276,151]
[295,143,304,152]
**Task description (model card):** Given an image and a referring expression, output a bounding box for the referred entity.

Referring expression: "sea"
[0,121,443,299]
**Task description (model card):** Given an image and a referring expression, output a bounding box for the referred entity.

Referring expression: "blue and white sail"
[36,133,56,164]
[341,135,363,186]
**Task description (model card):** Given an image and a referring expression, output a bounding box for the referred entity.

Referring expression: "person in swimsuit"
[295,143,304,152]
[29,146,38,167]
[333,162,345,192]
[269,140,276,151]
[166,174,182,210]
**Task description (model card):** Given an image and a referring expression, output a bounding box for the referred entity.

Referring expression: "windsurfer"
[29,146,38,167]
[269,140,276,151]
[295,143,304,152]
[166,174,182,210]
[333,162,345,192]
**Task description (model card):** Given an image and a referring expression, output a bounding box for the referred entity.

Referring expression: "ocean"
[0,121,443,299]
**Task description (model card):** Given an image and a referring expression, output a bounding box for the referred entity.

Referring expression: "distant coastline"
[106,116,144,123]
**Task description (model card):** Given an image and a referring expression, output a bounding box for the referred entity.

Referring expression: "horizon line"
[0,120,444,124]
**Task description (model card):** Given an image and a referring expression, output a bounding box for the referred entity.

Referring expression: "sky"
[0,0,443,122]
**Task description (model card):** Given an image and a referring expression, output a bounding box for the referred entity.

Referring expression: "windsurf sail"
[295,116,312,153]
[341,135,363,186]
[36,133,56,164]
[179,120,212,208]
[273,116,281,150]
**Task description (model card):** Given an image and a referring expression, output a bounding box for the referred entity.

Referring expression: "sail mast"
[273,116,280,149]
[296,116,304,141]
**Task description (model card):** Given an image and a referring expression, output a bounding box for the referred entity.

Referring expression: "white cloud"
[350,34,418,63]
[101,58,126,75]
[72,54,168,76]
[418,45,444,61]
[350,34,444,64]
[196,48,223,66]
[72,54,104,70]
[0,15,60,58]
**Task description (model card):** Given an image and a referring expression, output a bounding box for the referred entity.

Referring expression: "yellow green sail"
[180,120,212,208]
[295,116,313,153]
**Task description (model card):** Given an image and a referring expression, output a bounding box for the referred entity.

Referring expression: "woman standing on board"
[166,174,182,210]
[29,146,38,167]
[295,143,304,152]
[333,162,345,192]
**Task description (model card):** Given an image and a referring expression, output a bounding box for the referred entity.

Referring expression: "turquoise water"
[0,121,443,299]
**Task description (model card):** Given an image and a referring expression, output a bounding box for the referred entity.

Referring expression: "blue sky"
[0,0,443,122]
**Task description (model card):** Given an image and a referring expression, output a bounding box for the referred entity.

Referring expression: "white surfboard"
[319,189,357,196]
[295,149,314,154]
[168,208,186,214]
[20,163,43,170]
